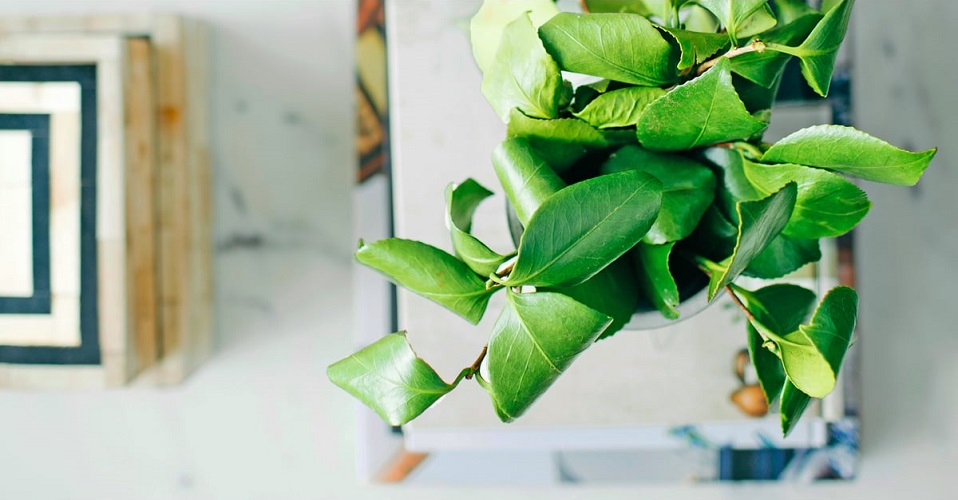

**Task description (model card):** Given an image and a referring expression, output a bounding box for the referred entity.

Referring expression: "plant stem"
[697,39,767,75]
[578,0,590,13]
[725,284,757,324]
[464,345,488,380]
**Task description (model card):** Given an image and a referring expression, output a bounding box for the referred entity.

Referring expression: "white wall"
[0,1,952,499]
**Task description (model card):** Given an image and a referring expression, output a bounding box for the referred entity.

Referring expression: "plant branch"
[697,39,767,75]
[463,345,488,380]
[725,284,758,325]
[578,0,590,14]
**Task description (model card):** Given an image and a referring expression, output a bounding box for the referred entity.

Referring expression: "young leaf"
[729,13,822,88]
[633,242,680,320]
[573,86,666,129]
[504,170,663,287]
[538,12,677,86]
[546,257,640,340]
[694,0,777,45]
[356,239,496,324]
[603,145,716,244]
[636,59,767,151]
[469,0,559,76]
[779,286,858,398]
[445,180,512,276]
[762,125,937,186]
[764,0,854,96]
[707,182,797,301]
[493,138,567,226]
[327,332,458,426]
[507,109,635,172]
[743,233,821,279]
[485,290,612,422]
[780,380,811,436]
[481,13,570,122]
[659,27,729,71]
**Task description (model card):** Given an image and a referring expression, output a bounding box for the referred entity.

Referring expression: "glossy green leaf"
[633,242,680,320]
[743,233,820,279]
[764,0,854,96]
[470,0,559,76]
[636,59,767,151]
[780,380,811,436]
[694,0,777,44]
[327,332,457,426]
[660,28,729,71]
[485,290,612,421]
[481,13,570,122]
[707,182,797,300]
[772,0,818,25]
[493,138,567,226]
[445,179,512,276]
[504,170,663,287]
[779,286,858,398]
[356,239,496,324]
[603,145,716,243]
[507,109,635,172]
[762,125,937,186]
[538,12,677,86]
[729,13,822,87]
[573,86,666,129]
[547,257,640,340]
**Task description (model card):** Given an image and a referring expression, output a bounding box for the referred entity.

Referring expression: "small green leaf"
[659,27,729,71]
[470,0,559,76]
[707,182,797,300]
[772,0,819,25]
[729,13,822,88]
[327,332,457,426]
[505,170,663,287]
[356,239,497,324]
[481,13,571,122]
[743,233,821,279]
[764,0,854,96]
[538,12,677,86]
[779,286,858,398]
[507,109,635,172]
[762,124,937,186]
[694,0,777,45]
[780,380,811,436]
[573,86,666,129]
[485,290,612,421]
[633,242,680,320]
[546,257,640,340]
[445,180,512,276]
[603,145,716,243]
[492,138,567,226]
[636,59,767,151]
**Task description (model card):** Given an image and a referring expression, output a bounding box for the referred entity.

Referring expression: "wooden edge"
[0,365,106,390]
[375,449,429,483]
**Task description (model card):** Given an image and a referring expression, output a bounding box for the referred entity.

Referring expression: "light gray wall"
[0,0,953,499]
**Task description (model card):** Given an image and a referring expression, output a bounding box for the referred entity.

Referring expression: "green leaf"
[702,146,766,222]
[633,242,680,320]
[485,290,612,421]
[327,332,457,426]
[481,13,571,122]
[504,170,663,287]
[507,109,635,173]
[762,124,937,186]
[573,86,666,129]
[780,380,811,436]
[660,27,729,71]
[685,204,739,262]
[445,179,512,276]
[493,138,566,226]
[584,0,655,15]
[694,0,777,45]
[729,13,822,87]
[538,12,677,86]
[636,59,767,151]
[747,325,785,404]
[743,233,820,279]
[356,239,496,324]
[764,0,854,96]
[470,0,559,76]
[706,182,797,301]
[778,286,858,398]
[772,0,818,25]
[603,145,716,243]
[546,257,640,340]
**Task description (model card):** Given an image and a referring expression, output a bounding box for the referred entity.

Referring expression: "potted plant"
[328,0,935,436]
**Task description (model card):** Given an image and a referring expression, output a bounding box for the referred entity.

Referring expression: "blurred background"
[0,0,954,498]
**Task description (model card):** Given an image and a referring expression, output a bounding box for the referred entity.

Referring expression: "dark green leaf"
[603,145,716,243]
[356,239,496,324]
[729,13,822,87]
[660,27,729,71]
[633,242,680,320]
[764,0,854,96]
[507,109,635,172]
[445,179,512,276]
[481,13,571,122]
[505,170,663,287]
[762,124,937,186]
[327,332,457,426]
[707,182,797,300]
[685,205,739,262]
[780,380,811,436]
[694,0,777,44]
[747,325,785,405]
[538,12,677,86]
[743,233,820,279]
[584,0,655,15]
[636,59,767,151]
[470,0,558,76]
[772,0,818,25]
[779,286,858,397]
[703,146,765,222]
[573,86,666,129]
[547,257,640,340]
[493,138,566,226]
[485,290,612,421]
